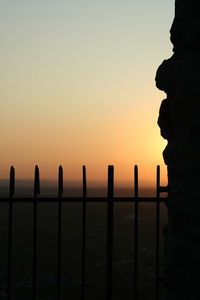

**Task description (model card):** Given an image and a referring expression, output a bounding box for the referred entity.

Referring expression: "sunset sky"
[1,1,174,186]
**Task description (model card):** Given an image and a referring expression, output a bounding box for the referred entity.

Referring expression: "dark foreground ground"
[0,186,167,300]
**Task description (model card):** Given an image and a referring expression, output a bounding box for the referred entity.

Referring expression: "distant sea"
[0,179,165,198]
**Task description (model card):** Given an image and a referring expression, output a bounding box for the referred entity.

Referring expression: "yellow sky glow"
[1,1,173,186]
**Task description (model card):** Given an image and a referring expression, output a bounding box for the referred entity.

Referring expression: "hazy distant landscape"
[0,179,162,197]
[0,184,167,299]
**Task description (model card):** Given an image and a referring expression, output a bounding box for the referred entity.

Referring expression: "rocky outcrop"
[156,1,200,299]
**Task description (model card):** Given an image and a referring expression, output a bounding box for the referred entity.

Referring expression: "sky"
[0,0,174,186]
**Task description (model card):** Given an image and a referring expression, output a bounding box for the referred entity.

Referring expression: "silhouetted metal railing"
[1,165,168,300]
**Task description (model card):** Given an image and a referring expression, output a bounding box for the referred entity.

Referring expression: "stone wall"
[156,1,200,299]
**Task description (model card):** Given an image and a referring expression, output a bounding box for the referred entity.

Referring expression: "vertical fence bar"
[33,165,40,300]
[106,165,114,300]
[155,165,160,300]
[134,165,138,300]
[7,166,15,300]
[57,165,63,300]
[81,165,87,300]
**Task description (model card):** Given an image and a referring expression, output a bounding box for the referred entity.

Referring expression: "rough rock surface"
[156,1,200,299]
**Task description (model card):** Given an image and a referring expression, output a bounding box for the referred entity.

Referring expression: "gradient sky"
[1,1,174,185]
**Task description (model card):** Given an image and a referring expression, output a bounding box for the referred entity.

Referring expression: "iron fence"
[0,165,168,300]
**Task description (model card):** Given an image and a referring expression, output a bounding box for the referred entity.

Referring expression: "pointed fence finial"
[34,165,40,197]
[58,165,63,197]
[9,166,15,198]
[82,165,87,198]
[107,165,114,198]
[156,165,160,197]
[134,165,138,198]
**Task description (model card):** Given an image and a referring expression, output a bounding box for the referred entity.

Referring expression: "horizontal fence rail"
[0,165,168,300]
